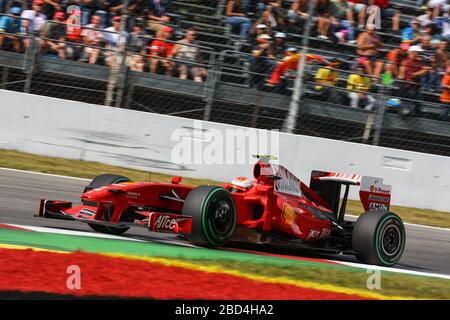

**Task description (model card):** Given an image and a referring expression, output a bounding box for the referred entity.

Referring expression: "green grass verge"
[1,149,449,228]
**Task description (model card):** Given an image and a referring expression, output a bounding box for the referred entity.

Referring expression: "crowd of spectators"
[0,0,448,119]
[0,0,208,82]
[221,0,449,120]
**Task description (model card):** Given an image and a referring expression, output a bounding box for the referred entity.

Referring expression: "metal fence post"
[23,34,38,93]
[282,0,314,133]
[203,52,219,121]
[1,66,8,89]
[114,50,129,108]
[105,0,129,107]
[373,84,387,146]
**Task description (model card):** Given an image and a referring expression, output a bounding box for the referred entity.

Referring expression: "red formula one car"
[37,156,406,266]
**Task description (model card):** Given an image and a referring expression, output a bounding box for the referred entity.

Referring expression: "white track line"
[5,223,198,248]
[0,167,90,181]
[346,214,450,232]
[328,259,450,280]
[7,224,143,242]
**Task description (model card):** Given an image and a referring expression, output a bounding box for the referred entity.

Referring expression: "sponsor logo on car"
[369,203,388,212]
[368,194,390,202]
[154,215,177,231]
[273,165,302,197]
[281,203,297,226]
[369,185,390,194]
[79,208,95,216]
[308,229,321,239]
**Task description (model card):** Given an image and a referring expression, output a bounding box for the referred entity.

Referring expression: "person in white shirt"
[21,0,47,49]
[103,16,129,67]
[80,15,104,64]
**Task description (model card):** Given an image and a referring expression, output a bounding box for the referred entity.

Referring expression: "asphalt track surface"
[0,168,449,275]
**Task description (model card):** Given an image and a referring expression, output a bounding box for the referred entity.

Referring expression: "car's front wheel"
[352,211,406,266]
[182,186,237,247]
[84,173,133,235]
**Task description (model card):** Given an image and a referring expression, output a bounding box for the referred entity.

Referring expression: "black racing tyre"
[352,211,406,266]
[88,207,134,235]
[182,186,237,247]
[84,174,132,235]
[83,174,131,193]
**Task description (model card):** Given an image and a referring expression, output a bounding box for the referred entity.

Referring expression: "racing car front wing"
[37,199,193,234]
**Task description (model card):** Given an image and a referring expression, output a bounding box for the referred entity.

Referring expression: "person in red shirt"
[65,7,82,42]
[149,26,174,76]
[398,45,433,116]
[386,42,409,77]
[64,6,82,60]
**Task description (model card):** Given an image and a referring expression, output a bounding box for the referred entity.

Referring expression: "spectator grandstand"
[0,0,449,157]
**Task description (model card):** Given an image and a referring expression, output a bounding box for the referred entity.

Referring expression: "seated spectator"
[329,0,356,44]
[268,48,325,85]
[423,22,442,44]
[316,0,332,40]
[224,0,252,39]
[250,33,276,89]
[149,26,174,75]
[40,11,66,59]
[439,64,450,120]
[380,61,395,87]
[419,35,441,91]
[356,23,384,78]
[386,42,409,77]
[286,0,309,29]
[80,14,104,64]
[147,0,171,34]
[255,0,274,18]
[171,27,207,82]
[437,6,450,41]
[417,7,436,28]
[41,0,63,22]
[0,6,23,52]
[272,31,286,59]
[21,0,47,49]
[398,45,433,116]
[367,0,400,31]
[347,0,367,29]
[313,58,342,97]
[346,64,375,110]
[65,6,83,60]
[79,0,101,26]
[435,39,448,75]
[127,0,147,29]
[106,0,125,19]
[401,20,421,45]
[103,15,129,67]
[126,23,145,72]
[249,23,269,47]
[259,1,285,32]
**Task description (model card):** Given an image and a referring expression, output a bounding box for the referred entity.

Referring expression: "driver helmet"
[230,176,253,192]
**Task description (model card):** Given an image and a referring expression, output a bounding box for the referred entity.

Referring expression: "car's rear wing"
[310,171,391,220]
[359,176,391,213]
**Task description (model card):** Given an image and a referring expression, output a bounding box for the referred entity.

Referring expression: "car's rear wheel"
[182,186,236,247]
[352,211,406,266]
[84,173,132,235]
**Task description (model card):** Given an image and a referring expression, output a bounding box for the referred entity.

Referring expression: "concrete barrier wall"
[1,89,449,212]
